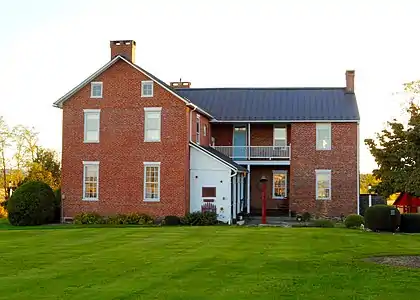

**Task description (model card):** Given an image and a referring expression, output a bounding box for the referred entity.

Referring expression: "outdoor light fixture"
[259,175,268,224]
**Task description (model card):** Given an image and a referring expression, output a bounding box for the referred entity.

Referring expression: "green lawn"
[1,222,420,299]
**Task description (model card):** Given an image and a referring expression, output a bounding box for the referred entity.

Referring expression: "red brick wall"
[212,124,233,146]
[61,59,190,218]
[289,122,358,217]
[190,111,211,146]
[250,165,290,211]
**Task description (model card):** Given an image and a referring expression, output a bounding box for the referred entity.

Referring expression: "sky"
[1,0,419,173]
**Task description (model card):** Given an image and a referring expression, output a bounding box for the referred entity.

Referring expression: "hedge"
[400,214,420,233]
[364,205,400,232]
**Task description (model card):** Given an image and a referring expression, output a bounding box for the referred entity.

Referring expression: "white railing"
[212,146,291,160]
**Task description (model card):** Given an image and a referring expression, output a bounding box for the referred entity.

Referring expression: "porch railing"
[212,146,291,160]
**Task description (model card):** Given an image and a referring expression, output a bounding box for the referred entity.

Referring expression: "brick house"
[54,40,360,222]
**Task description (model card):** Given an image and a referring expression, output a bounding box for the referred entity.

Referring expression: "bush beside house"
[400,214,420,233]
[345,214,364,228]
[7,181,56,226]
[364,205,400,232]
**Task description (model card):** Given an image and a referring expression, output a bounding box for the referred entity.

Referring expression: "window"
[203,124,207,137]
[83,161,99,200]
[141,81,153,97]
[273,170,287,198]
[144,162,160,201]
[274,127,287,147]
[90,82,103,98]
[316,170,331,200]
[196,115,200,144]
[144,107,161,142]
[202,187,216,197]
[316,123,331,150]
[84,109,100,143]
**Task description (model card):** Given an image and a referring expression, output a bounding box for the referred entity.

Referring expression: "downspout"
[188,104,198,142]
[229,169,238,225]
[357,121,360,215]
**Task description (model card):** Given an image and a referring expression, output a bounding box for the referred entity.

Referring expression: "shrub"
[302,212,311,222]
[400,214,420,233]
[53,188,61,223]
[312,219,335,228]
[364,205,400,232]
[163,215,181,226]
[345,214,364,229]
[74,212,104,225]
[182,211,218,226]
[7,181,56,226]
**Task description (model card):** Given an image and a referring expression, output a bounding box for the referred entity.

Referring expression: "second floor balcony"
[212,145,291,160]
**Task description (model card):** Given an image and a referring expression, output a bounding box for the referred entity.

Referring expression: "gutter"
[188,104,197,141]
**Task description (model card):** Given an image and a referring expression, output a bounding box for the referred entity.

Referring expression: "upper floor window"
[141,81,154,97]
[144,107,161,142]
[273,170,287,199]
[316,123,331,150]
[83,161,99,201]
[203,124,207,137]
[144,162,160,202]
[316,170,331,200]
[84,109,100,143]
[196,115,200,144]
[90,82,103,98]
[274,127,287,147]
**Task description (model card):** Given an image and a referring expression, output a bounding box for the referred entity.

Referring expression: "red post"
[261,181,267,224]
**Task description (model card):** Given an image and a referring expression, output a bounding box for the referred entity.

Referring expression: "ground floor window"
[83,161,99,200]
[144,162,160,201]
[316,169,331,200]
[272,170,287,199]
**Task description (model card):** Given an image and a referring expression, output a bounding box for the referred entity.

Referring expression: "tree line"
[0,116,60,200]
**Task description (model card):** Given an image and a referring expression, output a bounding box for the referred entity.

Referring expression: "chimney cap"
[110,40,136,46]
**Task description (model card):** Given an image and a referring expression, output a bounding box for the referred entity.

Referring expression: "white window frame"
[83,109,100,143]
[273,126,287,147]
[82,161,99,201]
[272,170,287,199]
[316,169,331,200]
[141,81,154,97]
[90,82,103,98]
[316,123,332,150]
[203,124,207,137]
[196,114,201,144]
[144,107,162,142]
[143,162,161,202]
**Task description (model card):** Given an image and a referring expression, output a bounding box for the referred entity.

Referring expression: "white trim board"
[235,160,290,166]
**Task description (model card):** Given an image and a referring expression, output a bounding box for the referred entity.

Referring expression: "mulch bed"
[365,256,420,268]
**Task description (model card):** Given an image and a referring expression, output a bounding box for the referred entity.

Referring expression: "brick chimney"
[345,70,355,93]
[110,40,136,63]
[170,80,191,89]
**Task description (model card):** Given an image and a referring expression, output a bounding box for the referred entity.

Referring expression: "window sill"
[82,198,99,201]
[144,199,160,202]
[141,95,154,98]
[273,197,287,200]
[84,140,100,143]
[90,96,103,99]
[316,198,331,201]
[144,140,161,143]
[316,148,332,151]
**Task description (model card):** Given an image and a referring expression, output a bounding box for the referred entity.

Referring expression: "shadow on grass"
[0,218,165,231]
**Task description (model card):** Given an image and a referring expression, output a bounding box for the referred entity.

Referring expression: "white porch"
[212,145,291,160]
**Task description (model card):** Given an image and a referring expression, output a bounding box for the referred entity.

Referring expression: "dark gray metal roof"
[177,88,359,121]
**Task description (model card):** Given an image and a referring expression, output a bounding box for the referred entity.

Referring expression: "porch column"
[236,174,240,214]
[247,165,251,214]
[232,174,237,219]
[247,123,251,159]
[239,174,244,212]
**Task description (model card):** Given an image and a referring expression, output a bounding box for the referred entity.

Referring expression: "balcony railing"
[212,146,291,160]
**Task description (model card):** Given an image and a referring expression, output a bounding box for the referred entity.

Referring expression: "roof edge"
[189,142,246,173]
